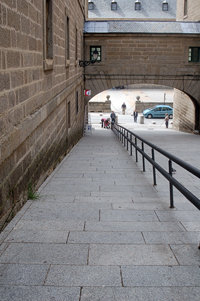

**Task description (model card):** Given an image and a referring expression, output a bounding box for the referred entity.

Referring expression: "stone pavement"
[0,125,200,301]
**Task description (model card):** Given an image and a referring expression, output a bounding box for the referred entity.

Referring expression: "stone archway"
[85,79,199,132]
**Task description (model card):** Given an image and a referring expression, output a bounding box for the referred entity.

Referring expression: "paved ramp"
[0,127,200,300]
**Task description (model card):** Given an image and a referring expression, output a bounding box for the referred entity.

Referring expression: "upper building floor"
[87,0,177,21]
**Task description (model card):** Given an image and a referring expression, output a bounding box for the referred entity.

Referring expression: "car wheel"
[147,114,152,119]
[169,114,173,119]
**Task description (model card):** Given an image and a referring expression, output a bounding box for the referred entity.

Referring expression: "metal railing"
[113,124,200,214]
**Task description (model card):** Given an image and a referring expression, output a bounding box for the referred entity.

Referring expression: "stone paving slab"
[121,265,200,286]
[4,229,69,244]
[100,209,159,222]
[0,243,88,265]
[91,191,142,197]
[181,221,200,231]
[68,231,144,244]
[89,244,178,265]
[80,287,200,301]
[0,286,80,301]
[143,231,200,244]
[21,206,99,222]
[155,210,200,222]
[46,265,121,287]
[0,263,49,286]
[30,201,111,210]
[85,221,185,232]
[170,244,200,265]
[40,194,75,203]
[74,196,133,203]
[14,220,84,231]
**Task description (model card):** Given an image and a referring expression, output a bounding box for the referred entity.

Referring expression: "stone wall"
[173,89,195,132]
[176,0,200,21]
[89,100,111,112]
[135,102,173,113]
[0,0,86,229]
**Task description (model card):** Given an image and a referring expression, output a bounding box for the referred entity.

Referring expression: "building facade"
[85,0,200,133]
[0,0,86,229]
[174,0,200,131]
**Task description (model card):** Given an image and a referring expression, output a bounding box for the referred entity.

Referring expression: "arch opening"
[87,83,198,133]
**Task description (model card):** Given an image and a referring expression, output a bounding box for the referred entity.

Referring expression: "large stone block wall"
[0,0,86,229]
[176,0,200,21]
[173,89,195,132]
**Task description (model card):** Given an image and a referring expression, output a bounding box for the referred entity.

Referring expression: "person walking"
[121,102,126,115]
[133,110,138,122]
[110,111,116,130]
[165,113,169,128]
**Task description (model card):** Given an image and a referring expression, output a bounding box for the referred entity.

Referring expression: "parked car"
[143,105,173,119]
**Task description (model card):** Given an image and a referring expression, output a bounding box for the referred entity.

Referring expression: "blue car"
[143,105,173,119]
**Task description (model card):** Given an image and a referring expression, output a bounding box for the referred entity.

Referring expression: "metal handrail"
[113,124,200,212]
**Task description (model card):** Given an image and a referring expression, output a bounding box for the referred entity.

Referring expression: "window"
[75,27,78,62]
[188,47,200,62]
[67,102,71,128]
[111,1,117,11]
[43,0,53,70]
[76,91,79,114]
[88,0,94,10]
[65,11,70,65]
[162,1,168,11]
[90,46,101,62]
[184,0,188,16]
[135,0,141,11]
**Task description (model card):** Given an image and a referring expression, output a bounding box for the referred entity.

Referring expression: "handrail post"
[130,134,132,156]
[142,142,145,172]
[124,130,126,147]
[127,131,129,151]
[169,159,175,208]
[152,148,157,185]
[135,137,138,162]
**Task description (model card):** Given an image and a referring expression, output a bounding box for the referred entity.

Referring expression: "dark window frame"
[43,0,53,70]
[65,9,70,66]
[76,91,79,114]
[90,46,101,62]
[68,101,71,128]
[188,47,200,62]
[184,0,188,16]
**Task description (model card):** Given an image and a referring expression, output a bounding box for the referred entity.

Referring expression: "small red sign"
[84,89,91,96]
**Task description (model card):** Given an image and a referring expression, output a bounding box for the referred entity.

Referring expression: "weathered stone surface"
[68,231,144,244]
[143,231,200,244]
[14,220,84,231]
[170,244,200,265]
[85,221,184,232]
[0,286,80,301]
[121,266,200,287]
[89,244,178,265]
[100,209,158,222]
[4,229,69,244]
[0,243,88,264]
[0,263,49,285]
[46,265,121,286]
[81,287,200,301]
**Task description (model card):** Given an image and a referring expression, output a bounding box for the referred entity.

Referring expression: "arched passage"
[86,82,199,132]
